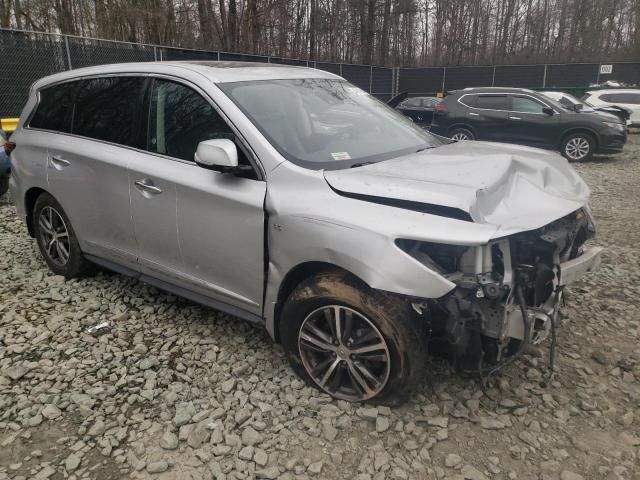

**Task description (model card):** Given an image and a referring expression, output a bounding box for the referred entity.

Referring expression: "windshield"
[220,79,444,169]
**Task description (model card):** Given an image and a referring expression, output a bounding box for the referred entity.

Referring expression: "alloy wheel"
[298,305,391,401]
[38,206,71,266]
[451,132,470,140]
[565,137,590,160]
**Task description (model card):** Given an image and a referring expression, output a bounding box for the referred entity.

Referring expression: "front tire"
[0,175,9,197]
[561,133,594,162]
[33,193,93,278]
[449,127,475,141]
[280,271,428,405]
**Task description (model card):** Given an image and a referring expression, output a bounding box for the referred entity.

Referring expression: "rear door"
[505,95,558,148]
[129,78,267,315]
[465,94,509,141]
[43,76,147,270]
[397,97,427,124]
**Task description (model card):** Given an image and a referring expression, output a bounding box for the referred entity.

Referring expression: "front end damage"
[402,208,602,378]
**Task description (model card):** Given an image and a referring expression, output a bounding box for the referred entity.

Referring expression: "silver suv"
[11,62,602,404]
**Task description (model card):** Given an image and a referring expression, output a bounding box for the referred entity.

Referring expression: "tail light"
[434,103,448,114]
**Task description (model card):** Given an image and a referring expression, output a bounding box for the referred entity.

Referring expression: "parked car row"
[392,87,636,161]
[9,62,603,403]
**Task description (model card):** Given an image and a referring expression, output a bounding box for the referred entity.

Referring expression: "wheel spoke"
[351,341,387,355]
[353,361,382,388]
[300,332,335,352]
[56,241,70,263]
[47,238,57,255]
[319,359,341,387]
[342,310,353,344]
[39,215,54,235]
[352,330,379,347]
[347,362,373,395]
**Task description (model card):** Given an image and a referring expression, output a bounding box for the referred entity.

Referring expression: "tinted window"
[511,96,546,113]
[606,93,640,104]
[423,98,440,107]
[72,77,146,147]
[29,83,75,132]
[147,80,234,162]
[459,95,476,107]
[475,95,507,110]
[401,98,421,108]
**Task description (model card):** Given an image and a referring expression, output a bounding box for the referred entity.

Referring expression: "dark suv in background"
[430,87,627,161]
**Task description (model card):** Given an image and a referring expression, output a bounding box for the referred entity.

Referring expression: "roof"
[457,87,536,94]
[32,61,341,89]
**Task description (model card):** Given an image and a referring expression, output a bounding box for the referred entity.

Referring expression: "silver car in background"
[10,62,602,404]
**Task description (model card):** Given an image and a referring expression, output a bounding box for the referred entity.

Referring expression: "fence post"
[153,46,157,62]
[339,64,343,77]
[595,64,601,85]
[64,35,73,70]
[369,65,373,93]
[441,67,447,92]
[492,65,496,86]
[542,64,548,88]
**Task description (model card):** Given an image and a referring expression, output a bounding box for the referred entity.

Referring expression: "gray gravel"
[1,136,639,480]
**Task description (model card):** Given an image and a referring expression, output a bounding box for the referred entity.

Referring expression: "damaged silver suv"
[11,62,602,404]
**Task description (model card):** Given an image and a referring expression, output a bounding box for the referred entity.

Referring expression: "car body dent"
[323,140,590,238]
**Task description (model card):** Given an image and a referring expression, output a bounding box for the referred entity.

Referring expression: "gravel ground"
[1,136,639,480]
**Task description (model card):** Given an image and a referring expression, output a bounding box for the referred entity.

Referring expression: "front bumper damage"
[427,208,602,373]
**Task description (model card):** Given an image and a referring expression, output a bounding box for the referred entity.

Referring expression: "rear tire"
[561,133,594,162]
[449,128,475,141]
[33,193,94,278]
[280,270,428,405]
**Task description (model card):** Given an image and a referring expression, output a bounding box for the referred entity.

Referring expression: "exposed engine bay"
[402,208,602,382]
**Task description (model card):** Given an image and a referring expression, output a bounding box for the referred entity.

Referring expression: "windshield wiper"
[350,162,374,168]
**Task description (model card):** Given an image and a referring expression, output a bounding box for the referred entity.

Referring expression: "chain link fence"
[2,27,639,117]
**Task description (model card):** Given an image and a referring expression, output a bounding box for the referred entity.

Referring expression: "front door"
[130,78,267,315]
[505,95,558,148]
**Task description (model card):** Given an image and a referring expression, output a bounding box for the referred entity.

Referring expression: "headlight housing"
[395,239,468,274]
[602,121,624,132]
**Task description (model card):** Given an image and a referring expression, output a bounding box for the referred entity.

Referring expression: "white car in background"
[542,91,632,127]
[583,89,640,127]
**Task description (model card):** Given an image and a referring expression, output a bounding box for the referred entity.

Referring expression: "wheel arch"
[271,261,369,343]
[447,123,477,138]
[24,186,49,237]
[559,128,600,151]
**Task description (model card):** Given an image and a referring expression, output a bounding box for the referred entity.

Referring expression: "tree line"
[0,0,639,66]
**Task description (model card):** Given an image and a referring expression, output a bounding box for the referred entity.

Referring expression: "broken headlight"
[395,239,468,274]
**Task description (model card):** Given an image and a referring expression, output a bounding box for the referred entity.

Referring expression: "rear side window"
[599,93,640,104]
[29,83,75,132]
[458,95,476,107]
[511,96,546,113]
[147,79,234,162]
[73,77,147,148]
[401,98,421,108]
[475,95,507,110]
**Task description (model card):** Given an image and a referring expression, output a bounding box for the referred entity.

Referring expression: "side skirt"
[85,254,265,327]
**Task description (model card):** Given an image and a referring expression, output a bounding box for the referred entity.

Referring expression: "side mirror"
[542,107,555,116]
[194,139,238,170]
[573,104,583,112]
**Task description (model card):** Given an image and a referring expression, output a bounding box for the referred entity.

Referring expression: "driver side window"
[511,96,546,113]
[147,79,233,162]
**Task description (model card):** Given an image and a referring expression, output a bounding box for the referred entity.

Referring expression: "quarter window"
[475,95,507,110]
[73,77,147,148]
[147,80,233,162]
[511,96,546,113]
[29,83,75,132]
[401,98,421,108]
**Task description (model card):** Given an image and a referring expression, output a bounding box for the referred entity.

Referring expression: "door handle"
[134,180,163,194]
[511,116,522,120]
[50,155,70,169]
[469,112,479,116]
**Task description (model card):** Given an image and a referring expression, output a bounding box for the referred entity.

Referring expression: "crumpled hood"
[324,141,590,236]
